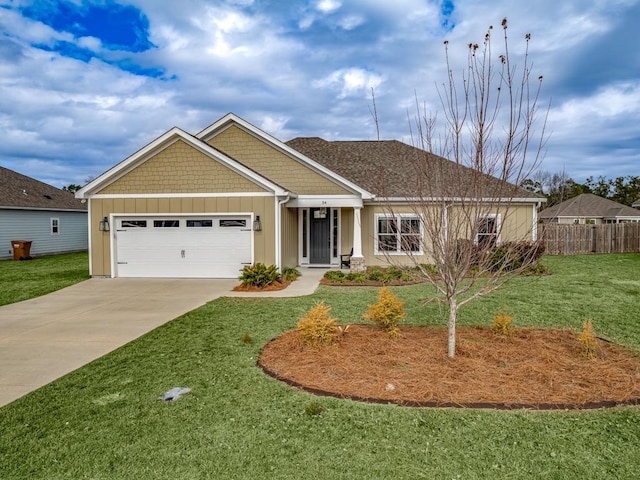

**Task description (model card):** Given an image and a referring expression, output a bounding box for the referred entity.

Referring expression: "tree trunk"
[447,297,457,358]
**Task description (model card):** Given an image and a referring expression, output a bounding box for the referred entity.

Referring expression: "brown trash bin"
[11,240,33,261]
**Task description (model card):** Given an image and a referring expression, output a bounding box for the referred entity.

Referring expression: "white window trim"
[374,213,424,255]
[474,213,501,246]
[51,217,60,236]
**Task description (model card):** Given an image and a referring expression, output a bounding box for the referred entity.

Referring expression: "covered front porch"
[286,195,365,271]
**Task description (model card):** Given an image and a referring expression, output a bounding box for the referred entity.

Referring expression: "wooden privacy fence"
[539,223,640,255]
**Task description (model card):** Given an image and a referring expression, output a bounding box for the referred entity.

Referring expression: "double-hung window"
[51,218,59,235]
[375,214,422,254]
[475,214,500,248]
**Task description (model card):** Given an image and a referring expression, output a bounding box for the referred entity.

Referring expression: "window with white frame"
[475,214,500,248]
[375,214,422,254]
[51,217,59,235]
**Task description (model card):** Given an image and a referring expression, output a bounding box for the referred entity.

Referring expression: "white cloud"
[258,115,290,138]
[2,0,640,185]
[552,82,640,121]
[338,14,365,30]
[76,36,102,51]
[316,0,342,14]
[313,68,384,99]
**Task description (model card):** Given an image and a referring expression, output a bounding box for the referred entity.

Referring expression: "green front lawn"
[0,252,89,306]
[1,254,639,479]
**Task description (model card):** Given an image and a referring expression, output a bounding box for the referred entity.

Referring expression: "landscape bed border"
[257,331,640,411]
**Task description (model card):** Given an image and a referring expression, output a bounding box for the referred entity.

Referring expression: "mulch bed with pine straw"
[232,280,291,292]
[258,325,640,410]
[319,278,426,287]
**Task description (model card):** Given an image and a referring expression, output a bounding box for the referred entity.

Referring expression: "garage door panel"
[115,216,252,278]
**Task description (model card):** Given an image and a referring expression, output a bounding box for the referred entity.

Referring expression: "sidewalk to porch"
[226,267,329,298]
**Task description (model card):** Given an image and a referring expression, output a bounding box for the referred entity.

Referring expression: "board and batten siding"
[89,196,277,277]
[280,206,298,269]
[0,209,88,259]
[360,203,536,266]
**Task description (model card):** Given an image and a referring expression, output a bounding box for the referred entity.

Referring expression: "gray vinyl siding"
[0,209,88,259]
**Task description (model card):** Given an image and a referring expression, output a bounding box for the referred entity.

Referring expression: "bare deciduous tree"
[377,19,549,358]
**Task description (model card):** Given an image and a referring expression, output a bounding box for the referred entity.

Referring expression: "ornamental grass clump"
[578,319,598,358]
[491,312,514,336]
[238,263,281,288]
[362,287,406,338]
[282,267,301,282]
[297,301,339,348]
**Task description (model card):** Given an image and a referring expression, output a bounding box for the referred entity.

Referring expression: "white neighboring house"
[539,193,640,224]
[0,167,88,259]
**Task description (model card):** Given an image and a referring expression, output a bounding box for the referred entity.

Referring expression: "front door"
[310,208,330,264]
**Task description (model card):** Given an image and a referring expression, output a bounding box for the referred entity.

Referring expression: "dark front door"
[310,208,330,264]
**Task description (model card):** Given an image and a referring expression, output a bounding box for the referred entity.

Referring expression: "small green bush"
[324,270,346,283]
[418,263,439,277]
[487,242,546,272]
[400,271,416,282]
[367,266,385,282]
[282,267,301,282]
[238,263,281,287]
[345,272,367,283]
[385,266,404,280]
[362,287,406,338]
[297,301,339,348]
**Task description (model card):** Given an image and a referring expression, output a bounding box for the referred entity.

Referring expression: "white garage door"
[114,216,252,278]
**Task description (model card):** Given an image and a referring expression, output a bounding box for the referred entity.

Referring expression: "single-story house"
[539,193,640,224]
[76,113,543,278]
[0,166,88,259]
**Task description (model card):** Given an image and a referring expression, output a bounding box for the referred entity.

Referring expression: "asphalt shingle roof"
[286,138,540,200]
[539,193,640,219]
[0,167,86,211]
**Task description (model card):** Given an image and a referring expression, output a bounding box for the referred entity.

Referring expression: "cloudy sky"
[1,0,639,188]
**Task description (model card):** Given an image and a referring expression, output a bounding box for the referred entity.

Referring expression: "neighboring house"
[0,167,88,259]
[632,199,640,209]
[76,113,543,278]
[539,193,640,225]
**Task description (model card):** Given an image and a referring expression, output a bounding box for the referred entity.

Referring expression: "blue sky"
[1,0,639,188]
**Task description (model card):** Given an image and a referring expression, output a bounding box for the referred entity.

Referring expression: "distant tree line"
[61,184,82,194]
[521,172,640,208]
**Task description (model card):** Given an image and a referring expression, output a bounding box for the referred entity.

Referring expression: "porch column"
[351,206,366,272]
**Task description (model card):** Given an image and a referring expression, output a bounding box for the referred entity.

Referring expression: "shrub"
[578,319,598,358]
[385,266,404,280]
[418,263,439,277]
[487,242,546,272]
[345,272,367,283]
[400,271,417,282]
[297,301,339,347]
[240,333,254,345]
[367,266,385,282]
[324,270,346,283]
[491,312,513,336]
[362,287,406,338]
[282,267,301,282]
[239,263,281,288]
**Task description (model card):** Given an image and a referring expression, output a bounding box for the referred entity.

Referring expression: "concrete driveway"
[0,277,237,407]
